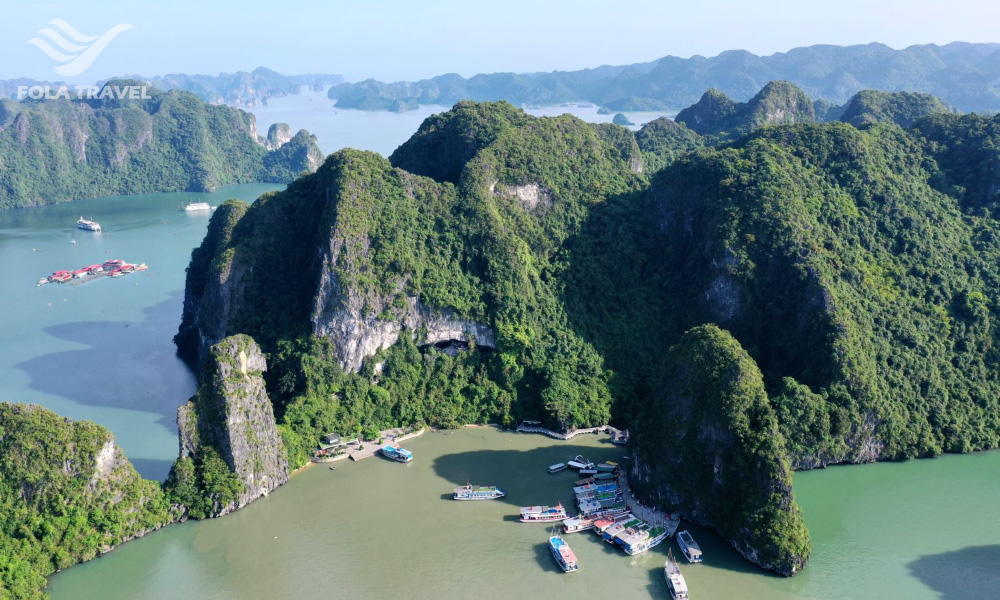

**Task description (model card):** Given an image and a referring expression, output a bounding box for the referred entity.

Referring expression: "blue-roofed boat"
[380,445,413,463]
[549,535,580,572]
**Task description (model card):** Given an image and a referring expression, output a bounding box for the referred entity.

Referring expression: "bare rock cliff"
[177,334,289,516]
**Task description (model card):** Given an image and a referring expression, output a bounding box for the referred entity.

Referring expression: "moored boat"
[619,524,668,555]
[567,455,595,470]
[548,462,567,473]
[519,503,568,523]
[562,515,597,533]
[379,445,414,463]
[677,530,703,563]
[453,483,506,500]
[548,535,579,572]
[664,549,690,599]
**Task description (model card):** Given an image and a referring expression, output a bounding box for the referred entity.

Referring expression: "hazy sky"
[3,0,1000,83]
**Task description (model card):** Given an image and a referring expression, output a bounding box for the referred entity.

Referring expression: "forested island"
[0,80,324,209]
[5,80,1000,598]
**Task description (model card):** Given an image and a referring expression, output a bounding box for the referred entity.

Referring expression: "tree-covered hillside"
[0,81,324,209]
[176,86,1000,575]
[0,404,176,600]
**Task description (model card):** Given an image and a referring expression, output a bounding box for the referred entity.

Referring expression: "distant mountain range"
[0,67,344,107]
[327,42,1000,113]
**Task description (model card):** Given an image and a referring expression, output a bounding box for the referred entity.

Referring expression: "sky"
[2,0,1000,84]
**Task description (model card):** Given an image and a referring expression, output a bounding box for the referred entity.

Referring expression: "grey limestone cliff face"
[178,334,289,516]
[264,122,293,150]
[311,264,495,372]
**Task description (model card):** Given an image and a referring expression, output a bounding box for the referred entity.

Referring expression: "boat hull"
[453,493,505,501]
[519,515,566,523]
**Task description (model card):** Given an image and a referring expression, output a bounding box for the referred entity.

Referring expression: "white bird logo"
[26,19,134,77]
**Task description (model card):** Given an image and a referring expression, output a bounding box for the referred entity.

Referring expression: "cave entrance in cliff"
[426,339,469,357]
[420,339,494,358]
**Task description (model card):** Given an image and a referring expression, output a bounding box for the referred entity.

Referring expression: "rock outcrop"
[312,284,496,371]
[0,403,175,597]
[264,122,293,149]
[675,81,815,138]
[629,325,811,576]
[176,334,289,516]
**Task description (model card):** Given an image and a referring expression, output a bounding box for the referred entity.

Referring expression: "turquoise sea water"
[0,184,282,480]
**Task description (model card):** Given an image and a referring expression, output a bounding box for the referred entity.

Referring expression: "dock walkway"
[349,427,426,461]
[313,427,427,463]
[617,469,681,538]
[515,423,626,440]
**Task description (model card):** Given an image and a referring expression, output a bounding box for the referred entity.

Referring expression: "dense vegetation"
[179,101,647,450]
[0,404,175,599]
[839,90,953,128]
[675,81,815,139]
[631,326,811,575]
[0,81,322,209]
[328,42,1000,113]
[648,118,1000,462]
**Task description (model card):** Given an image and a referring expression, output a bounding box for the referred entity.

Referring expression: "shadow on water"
[907,545,1000,599]
[129,458,177,482]
[432,443,624,509]
[15,291,195,429]
[533,541,561,574]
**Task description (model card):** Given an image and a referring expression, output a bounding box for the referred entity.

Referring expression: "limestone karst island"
[1,2,999,599]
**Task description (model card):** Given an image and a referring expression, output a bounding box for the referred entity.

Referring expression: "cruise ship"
[77,217,101,231]
[677,530,703,563]
[182,202,212,212]
[548,535,579,573]
[664,549,690,600]
[519,503,568,523]
[379,445,413,463]
[453,484,506,500]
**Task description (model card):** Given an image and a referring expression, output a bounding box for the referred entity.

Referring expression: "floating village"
[318,423,699,600]
[37,258,148,286]
[34,217,151,287]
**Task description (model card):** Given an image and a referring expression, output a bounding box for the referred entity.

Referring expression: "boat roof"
[549,462,566,468]
[666,571,688,594]
[550,536,577,561]
[616,528,651,545]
